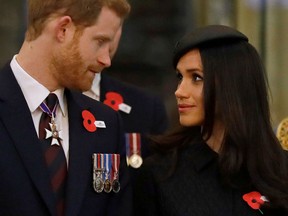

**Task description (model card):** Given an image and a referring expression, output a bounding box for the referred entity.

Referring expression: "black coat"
[134,140,286,216]
[0,63,132,216]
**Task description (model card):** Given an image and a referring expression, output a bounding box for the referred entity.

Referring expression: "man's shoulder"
[67,89,118,114]
[101,74,160,101]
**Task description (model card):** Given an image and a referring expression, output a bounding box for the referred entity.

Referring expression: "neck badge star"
[45,116,63,146]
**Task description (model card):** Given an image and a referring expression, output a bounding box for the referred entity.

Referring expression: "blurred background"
[1,0,288,128]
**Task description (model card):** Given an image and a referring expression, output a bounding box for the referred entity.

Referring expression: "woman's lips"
[178,104,195,112]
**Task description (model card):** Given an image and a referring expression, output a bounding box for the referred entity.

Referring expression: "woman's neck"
[205,120,225,153]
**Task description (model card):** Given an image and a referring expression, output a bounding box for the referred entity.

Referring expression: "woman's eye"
[192,73,203,82]
[176,72,183,81]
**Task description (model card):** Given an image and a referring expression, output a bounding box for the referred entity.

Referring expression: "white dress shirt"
[83,73,101,101]
[10,55,70,164]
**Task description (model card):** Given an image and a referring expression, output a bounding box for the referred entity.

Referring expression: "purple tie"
[39,93,67,216]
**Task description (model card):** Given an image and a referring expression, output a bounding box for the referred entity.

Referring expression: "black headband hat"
[173,25,249,68]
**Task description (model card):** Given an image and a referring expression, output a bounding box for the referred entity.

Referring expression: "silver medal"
[93,176,104,193]
[104,179,112,193]
[92,154,105,193]
[112,179,120,193]
[129,154,143,169]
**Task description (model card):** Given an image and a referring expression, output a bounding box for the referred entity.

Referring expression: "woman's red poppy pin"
[242,191,269,215]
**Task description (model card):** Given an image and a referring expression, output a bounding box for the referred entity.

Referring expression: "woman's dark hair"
[202,40,288,208]
[153,40,288,209]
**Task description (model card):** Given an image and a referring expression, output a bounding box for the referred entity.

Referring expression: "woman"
[133,25,288,216]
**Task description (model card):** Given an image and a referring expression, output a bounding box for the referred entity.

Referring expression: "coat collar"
[0,63,56,215]
[0,64,96,216]
[186,140,218,173]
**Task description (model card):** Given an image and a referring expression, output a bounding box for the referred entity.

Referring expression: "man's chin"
[82,80,94,91]
[66,81,93,92]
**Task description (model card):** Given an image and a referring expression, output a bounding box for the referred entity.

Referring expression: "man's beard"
[50,40,91,91]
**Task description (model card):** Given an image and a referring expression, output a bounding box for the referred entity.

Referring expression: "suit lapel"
[0,64,56,215]
[64,90,94,216]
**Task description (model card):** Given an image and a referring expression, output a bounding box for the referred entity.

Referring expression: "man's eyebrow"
[92,34,112,42]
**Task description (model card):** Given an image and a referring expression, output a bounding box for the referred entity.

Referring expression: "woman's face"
[175,48,205,126]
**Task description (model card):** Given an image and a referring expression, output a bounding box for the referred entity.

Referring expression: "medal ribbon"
[39,99,59,118]
[96,153,100,169]
[111,154,120,180]
[104,154,111,180]
[125,133,141,158]
[93,154,97,179]
[95,154,104,175]
[130,133,141,155]
[93,154,99,179]
[125,133,131,158]
[100,154,104,179]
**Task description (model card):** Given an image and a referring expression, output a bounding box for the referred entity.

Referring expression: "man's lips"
[89,69,100,74]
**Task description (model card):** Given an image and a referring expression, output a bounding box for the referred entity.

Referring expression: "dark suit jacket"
[99,73,169,159]
[0,63,132,216]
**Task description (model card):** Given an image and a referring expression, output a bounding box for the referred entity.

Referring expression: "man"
[0,0,131,215]
[83,27,169,169]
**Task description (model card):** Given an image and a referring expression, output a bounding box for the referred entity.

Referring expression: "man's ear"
[55,16,74,42]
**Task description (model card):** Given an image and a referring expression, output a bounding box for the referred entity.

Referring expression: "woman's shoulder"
[141,140,212,178]
[142,151,174,174]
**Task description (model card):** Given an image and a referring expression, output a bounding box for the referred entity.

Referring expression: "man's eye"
[97,39,104,46]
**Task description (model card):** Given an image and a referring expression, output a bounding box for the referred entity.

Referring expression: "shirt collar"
[10,55,66,116]
[92,73,101,96]
[82,73,101,101]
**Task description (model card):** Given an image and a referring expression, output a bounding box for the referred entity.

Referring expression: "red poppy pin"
[243,191,269,215]
[103,92,124,111]
[82,110,97,132]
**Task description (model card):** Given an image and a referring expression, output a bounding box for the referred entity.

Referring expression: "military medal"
[111,154,120,193]
[104,178,112,193]
[103,154,112,193]
[112,179,120,193]
[93,173,104,193]
[126,133,143,168]
[39,98,62,146]
[92,154,104,193]
[45,114,63,146]
[129,154,143,169]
